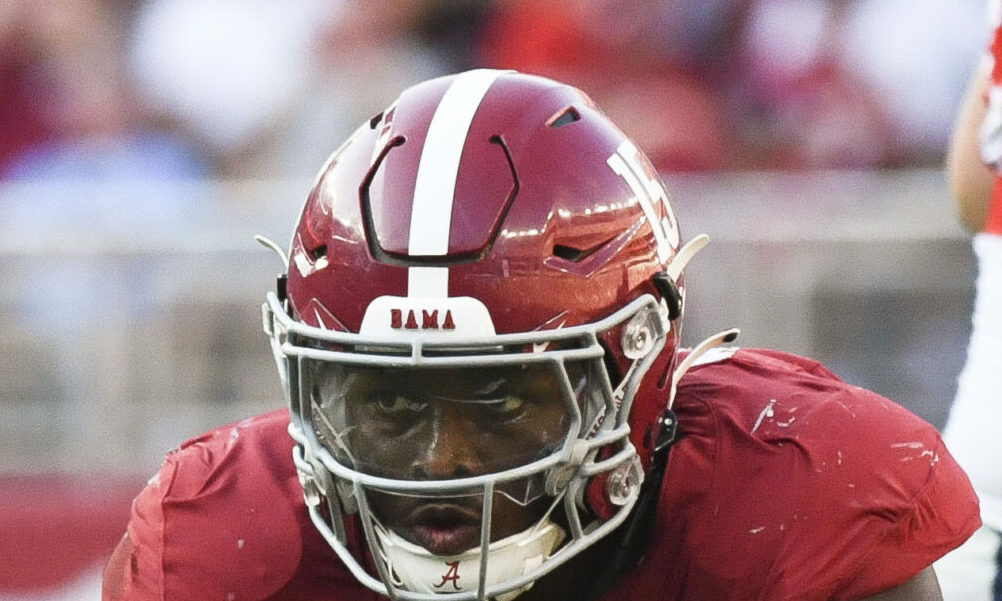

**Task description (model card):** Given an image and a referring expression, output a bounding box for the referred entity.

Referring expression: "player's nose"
[409,404,480,480]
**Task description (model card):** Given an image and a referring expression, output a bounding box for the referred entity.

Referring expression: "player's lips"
[403,503,482,556]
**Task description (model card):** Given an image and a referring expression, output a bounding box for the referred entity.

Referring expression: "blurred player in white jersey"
[936,2,1002,600]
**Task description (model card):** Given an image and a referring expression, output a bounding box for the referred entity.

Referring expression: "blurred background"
[0,0,988,597]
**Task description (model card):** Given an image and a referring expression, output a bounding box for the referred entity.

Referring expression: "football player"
[104,69,979,601]
[934,1,1002,599]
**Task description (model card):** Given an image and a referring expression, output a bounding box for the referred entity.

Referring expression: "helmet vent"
[368,111,384,129]
[547,106,581,129]
[310,245,328,261]
[552,239,609,263]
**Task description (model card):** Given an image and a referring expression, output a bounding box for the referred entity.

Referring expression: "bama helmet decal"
[360,296,496,337]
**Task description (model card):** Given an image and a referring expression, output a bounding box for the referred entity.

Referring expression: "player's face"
[312,363,577,555]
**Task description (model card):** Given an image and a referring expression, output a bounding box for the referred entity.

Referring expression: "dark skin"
[323,363,572,555]
[320,363,945,601]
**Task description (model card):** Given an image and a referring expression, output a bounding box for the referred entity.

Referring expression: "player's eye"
[483,395,526,418]
[371,392,426,414]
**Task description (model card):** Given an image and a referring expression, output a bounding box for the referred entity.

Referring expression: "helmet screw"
[622,311,656,359]
[606,457,643,506]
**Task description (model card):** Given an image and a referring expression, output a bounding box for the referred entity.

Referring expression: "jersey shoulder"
[108,409,355,601]
[652,348,980,600]
[677,346,939,449]
[164,408,298,500]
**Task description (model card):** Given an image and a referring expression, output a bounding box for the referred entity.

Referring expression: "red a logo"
[433,561,462,590]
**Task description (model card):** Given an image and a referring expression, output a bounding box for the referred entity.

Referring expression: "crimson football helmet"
[262,69,707,601]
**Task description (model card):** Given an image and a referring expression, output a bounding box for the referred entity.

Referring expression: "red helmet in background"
[263,69,694,601]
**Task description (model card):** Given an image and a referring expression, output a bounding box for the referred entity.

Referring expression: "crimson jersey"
[103,349,979,601]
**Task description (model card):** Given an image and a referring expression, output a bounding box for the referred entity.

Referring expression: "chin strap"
[588,328,740,598]
[372,518,566,601]
[255,234,289,269]
[652,234,709,320]
[668,328,740,410]
[257,234,290,306]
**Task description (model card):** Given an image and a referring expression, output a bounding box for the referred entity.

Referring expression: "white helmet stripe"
[407,69,505,297]
[407,266,450,299]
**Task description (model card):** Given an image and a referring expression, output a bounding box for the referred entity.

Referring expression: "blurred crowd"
[0,0,988,181]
